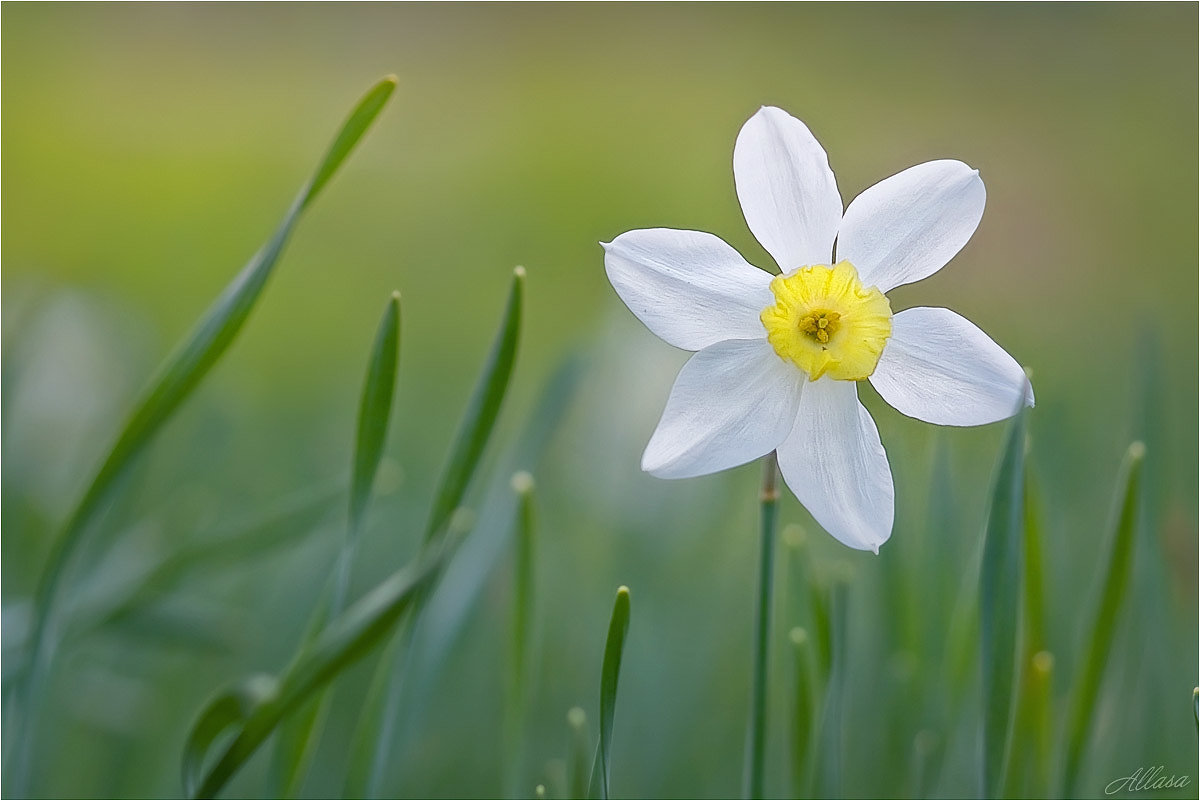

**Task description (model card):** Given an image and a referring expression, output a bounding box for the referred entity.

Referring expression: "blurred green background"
[3,3,1196,798]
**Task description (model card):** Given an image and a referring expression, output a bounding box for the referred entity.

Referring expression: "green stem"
[744,452,779,799]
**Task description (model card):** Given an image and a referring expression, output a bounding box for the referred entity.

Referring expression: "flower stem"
[744,451,779,799]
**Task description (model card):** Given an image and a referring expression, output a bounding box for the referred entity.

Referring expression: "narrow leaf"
[347,292,402,544]
[183,675,279,799]
[186,557,439,799]
[349,269,526,797]
[270,292,402,797]
[504,471,537,797]
[588,586,631,800]
[814,579,848,800]
[10,75,397,796]
[424,267,525,543]
[567,707,590,800]
[299,77,397,211]
[978,406,1028,798]
[1008,473,1050,797]
[1061,441,1145,797]
[349,353,580,799]
[788,627,814,799]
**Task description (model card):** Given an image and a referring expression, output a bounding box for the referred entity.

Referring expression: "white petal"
[837,160,986,292]
[869,307,1033,426]
[603,228,773,351]
[733,107,842,272]
[643,339,803,479]
[777,379,893,552]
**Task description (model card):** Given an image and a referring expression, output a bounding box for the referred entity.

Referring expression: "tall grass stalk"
[743,452,779,799]
[504,471,538,797]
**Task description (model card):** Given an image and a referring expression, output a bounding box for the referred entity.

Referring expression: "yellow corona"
[760,261,893,381]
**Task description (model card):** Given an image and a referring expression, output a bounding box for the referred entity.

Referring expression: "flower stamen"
[798,310,841,344]
[760,261,892,381]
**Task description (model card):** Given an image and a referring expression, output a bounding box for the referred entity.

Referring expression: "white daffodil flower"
[603,106,1033,553]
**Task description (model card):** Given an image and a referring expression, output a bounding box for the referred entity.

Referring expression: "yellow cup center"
[760,261,892,381]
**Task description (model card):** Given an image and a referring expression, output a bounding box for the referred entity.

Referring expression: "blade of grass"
[423,267,526,543]
[346,292,403,558]
[567,707,590,800]
[351,352,581,799]
[978,405,1028,798]
[353,268,525,797]
[183,555,441,799]
[743,452,779,800]
[814,577,848,800]
[1007,471,1050,797]
[406,352,583,696]
[183,674,280,799]
[1060,441,1145,797]
[788,627,814,799]
[587,586,632,800]
[504,471,537,797]
[7,75,397,796]
[269,292,402,797]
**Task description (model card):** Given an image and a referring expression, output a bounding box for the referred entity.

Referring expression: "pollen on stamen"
[760,262,892,382]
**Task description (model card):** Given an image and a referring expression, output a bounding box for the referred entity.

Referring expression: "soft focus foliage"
[2,5,1196,798]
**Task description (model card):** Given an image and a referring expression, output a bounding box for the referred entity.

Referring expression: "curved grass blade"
[351,267,525,797]
[185,556,440,799]
[587,586,631,800]
[8,75,397,796]
[424,267,525,543]
[1060,441,1145,797]
[183,675,280,799]
[270,292,402,797]
[978,405,1028,798]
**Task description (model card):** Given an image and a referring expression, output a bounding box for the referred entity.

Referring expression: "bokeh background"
[3,4,1196,798]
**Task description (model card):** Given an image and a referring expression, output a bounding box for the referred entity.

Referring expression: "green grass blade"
[567,707,590,800]
[814,578,848,799]
[268,695,329,800]
[1007,472,1050,797]
[185,556,440,799]
[978,406,1028,798]
[1061,441,1145,797]
[347,292,402,546]
[341,627,408,799]
[183,675,280,799]
[510,472,537,704]
[788,627,814,799]
[269,292,402,797]
[271,292,403,796]
[587,586,631,800]
[299,77,397,211]
[405,352,583,692]
[350,270,526,797]
[504,471,537,797]
[9,75,397,796]
[344,353,578,799]
[424,267,525,543]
